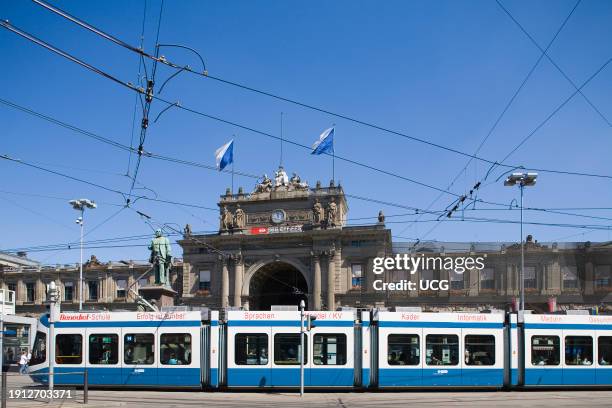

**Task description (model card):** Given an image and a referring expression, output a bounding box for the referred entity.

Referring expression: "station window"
[598,337,612,365]
[531,335,560,366]
[64,282,74,301]
[89,334,118,365]
[235,333,268,365]
[426,334,458,366]
[56,334,82,364]
[595,265,612,288]
[88,281,98,301]
[351,264,363,290]
[7,283,16,295]
[465,335,495,365]
[524,266,537,289]
[199,270,211,291]
[274,333,307,365]
[25,283,35,302]
[160,333,192,365]
[449,270,464,290]
[562,266,578,289]
[565,336,593,365]
[116,279,127,298]
[29,332,46,366]
[479,268,495,290]
[388,334,420,366]
[124,333,154,365]
[314,334,347,365]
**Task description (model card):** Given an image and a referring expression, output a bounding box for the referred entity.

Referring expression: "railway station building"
[2,166,612,315]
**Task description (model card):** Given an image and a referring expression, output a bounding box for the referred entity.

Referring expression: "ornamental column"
[221,256,229,308]
[312,252,322,310]
[327,247,336,311]
[233,254,244,308]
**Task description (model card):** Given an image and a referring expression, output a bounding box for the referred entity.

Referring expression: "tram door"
[121,327,158,385]
[85,328,122,385]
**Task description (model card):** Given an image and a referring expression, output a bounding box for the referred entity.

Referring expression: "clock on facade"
[271,209,286,224]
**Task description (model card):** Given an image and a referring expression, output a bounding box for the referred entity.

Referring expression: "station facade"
[2,167,612,315]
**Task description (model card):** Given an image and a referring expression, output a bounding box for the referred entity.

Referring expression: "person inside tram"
[101,345,112,364]
[125,346,134,363]
[388,351,398,365]
[167,353,179,365]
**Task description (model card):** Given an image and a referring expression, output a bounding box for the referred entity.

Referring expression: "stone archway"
[247,261,308,311]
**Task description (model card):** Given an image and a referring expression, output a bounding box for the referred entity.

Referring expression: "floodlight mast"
[68,198,96,310]
[503,172,538,312]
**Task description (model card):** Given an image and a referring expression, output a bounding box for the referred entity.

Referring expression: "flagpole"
[332,124,336,182]
[232,135,235,194]
[280,112,284,168]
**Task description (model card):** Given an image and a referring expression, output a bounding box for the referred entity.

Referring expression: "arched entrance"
[248,262,308,310]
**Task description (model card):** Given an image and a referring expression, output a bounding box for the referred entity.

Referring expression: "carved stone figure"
[234,204,245,229]
[378,210,385,223]
[254,174,273,193]
[313,199,324,225]
[290,172,309,190]
[221,205,233,230]
[148,229,172,286]
[183,223,192,237]
[326,197,338,228]
[274,166,289,188]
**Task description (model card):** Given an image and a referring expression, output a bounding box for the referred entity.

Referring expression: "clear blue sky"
[1,0,611,265]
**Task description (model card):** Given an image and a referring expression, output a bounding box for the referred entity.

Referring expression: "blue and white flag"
[311,127,334,155]
[215,139,234,171]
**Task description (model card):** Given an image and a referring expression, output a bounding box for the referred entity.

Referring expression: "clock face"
[271,209,285,224]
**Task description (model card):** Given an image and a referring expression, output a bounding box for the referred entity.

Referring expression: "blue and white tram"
[518,313,612,387]
[28,310,217,388]
[222,310,358,388]
[372,311,506,388]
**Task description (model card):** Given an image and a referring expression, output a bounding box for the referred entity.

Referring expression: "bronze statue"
[183,223,192,237]
[234,204,245,229]
[313,199,324,225]
[326,197,338,228]
[148,229,172,286]
[378,210,385,223]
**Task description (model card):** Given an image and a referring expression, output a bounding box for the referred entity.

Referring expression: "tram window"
[531,335,560,366]
[89,334,118,365]
[274,334,307,365]
[465,335,495,366]
[160,333,192,365]
[29,332,46,366]
[56,334,82,364]
[235,333,268,365]
[426,334,458,366]
[124,333,154,365]
[565,336,593,366]
[387,334,420,366]
[314,334,347,365]
[598,337,612,365]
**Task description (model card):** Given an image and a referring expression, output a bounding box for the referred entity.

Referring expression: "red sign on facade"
[250,227,269,235]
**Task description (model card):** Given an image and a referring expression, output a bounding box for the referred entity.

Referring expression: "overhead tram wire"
[25,0,612,182]
[0,22,501,206]
[5,20,612,229]
[0,97,260,180]
[397,0,583,240]
[127,0,165,202]
[126,0,149,177]
[496,0,612,129]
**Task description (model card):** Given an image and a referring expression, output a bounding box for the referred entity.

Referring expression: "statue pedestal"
[138,285,177,308]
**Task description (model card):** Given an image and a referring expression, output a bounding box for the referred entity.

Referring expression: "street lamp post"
[299,299,305,397]
[47,281,58,392]
[69,199,97,311]
[504,172,538,312]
